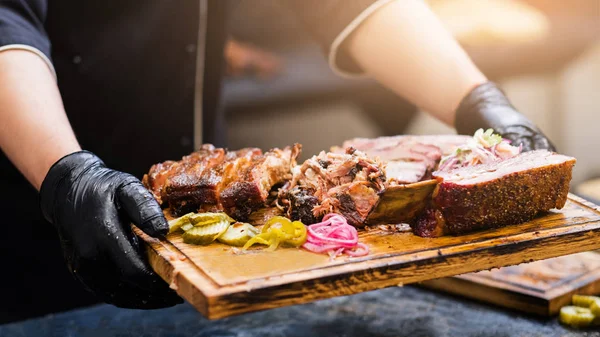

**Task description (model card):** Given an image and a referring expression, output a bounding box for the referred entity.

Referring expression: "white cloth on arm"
[0,44,56,80]
[328,0,396,78]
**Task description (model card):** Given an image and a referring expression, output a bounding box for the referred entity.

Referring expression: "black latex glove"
[40,151,182,309]
[454,82,556,152]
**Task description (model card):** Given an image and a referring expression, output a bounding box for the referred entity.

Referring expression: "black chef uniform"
[0,0,389,323]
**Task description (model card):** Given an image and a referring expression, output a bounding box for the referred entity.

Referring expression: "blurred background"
[221,0,600,200]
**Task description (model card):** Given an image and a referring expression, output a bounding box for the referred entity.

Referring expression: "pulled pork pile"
[278,147,386,227]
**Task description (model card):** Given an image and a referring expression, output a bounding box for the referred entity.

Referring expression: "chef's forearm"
[346,0,487,125]
[0,50,81,190]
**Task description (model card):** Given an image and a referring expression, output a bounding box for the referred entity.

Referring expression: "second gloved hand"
[454,82,556,152]
[40,151,182,309]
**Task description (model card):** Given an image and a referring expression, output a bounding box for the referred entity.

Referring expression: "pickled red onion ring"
[302,213,369,259]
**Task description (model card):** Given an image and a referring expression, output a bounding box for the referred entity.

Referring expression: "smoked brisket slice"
[413,150,576,237]
[340,135,471,184]
[342,135,471,156]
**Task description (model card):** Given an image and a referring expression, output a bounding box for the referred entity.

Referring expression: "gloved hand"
[454,82,556,152]
[40,151,182,309]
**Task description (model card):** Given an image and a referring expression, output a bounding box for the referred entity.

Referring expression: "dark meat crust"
[220,181,265,220]
[287,188,320,225]
[437,163,573,234]
[413,151,576,237]
[220,145,301,220]
[194,148,261,205]
[143,144,224,206]
[331,183,380,227]
[412,206,446,237]
[163,148,256,216]
[142,160,177,204]
[143,144,300,219]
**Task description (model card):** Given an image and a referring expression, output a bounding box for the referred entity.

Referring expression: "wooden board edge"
[568,193,600,213]
[135,195,600,319]
[144,243,211,317]
[546,268,600,315]
[453,260,600,302]
[205,226,600,319]
[418,277,551,316]
[453,273,555,298]
[207,219,600,294]
[133,226,223,318]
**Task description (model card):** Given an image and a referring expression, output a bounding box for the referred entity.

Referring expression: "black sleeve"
[0,0,51,60]
[281,0,382,74]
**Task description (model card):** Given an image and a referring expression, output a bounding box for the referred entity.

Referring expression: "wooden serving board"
[421,251,600,316]
[134,194,600,320]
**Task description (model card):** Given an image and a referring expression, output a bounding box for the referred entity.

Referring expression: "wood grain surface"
[133,194,600,320]
[421,251,600,316]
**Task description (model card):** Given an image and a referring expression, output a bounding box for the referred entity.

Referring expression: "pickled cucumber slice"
[168,213,194,233]
[591,300,600,317]
[573,295,600,308]
[169,212,235,234]
[218,222,260,246]
[181,223,194,232]
[182,220,231,245]
[189,212,234,226]
[560,306,596,328]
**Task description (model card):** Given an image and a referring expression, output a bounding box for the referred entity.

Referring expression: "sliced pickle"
[559,306,596,328]
[168,213,194,233]
[170,212,235,234]
[189,212,234,226]
[217,222,260,246]
[182,220,231,245]
[181,223,194,232]
[573,295,600,308]
[591,300,600,317]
